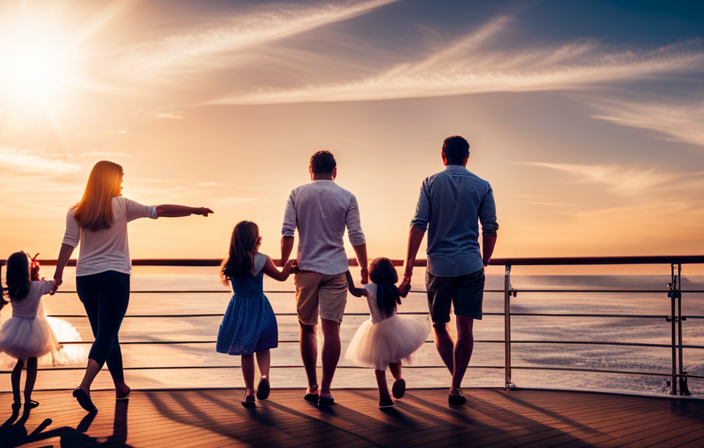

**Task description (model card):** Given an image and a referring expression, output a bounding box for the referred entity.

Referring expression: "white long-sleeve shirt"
[62,196,157,276]
[282,180,365,275]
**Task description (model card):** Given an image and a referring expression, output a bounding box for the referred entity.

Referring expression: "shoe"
[11,402,21,410]
[241,394,256,408]
[73,388,97,413]
[256,377,270,400]
[318,395,335,406]
[116,387,131,401]
[25,400,39,409]
[392,379,406,399]
[303,385,319,404]
[448,393,467,406]
[379,399,395,409]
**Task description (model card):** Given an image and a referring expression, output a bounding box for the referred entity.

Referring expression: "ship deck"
[2,388,704,447]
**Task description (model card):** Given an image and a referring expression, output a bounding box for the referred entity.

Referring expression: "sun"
[0,18,76,107]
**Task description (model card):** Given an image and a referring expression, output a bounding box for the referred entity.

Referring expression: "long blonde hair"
[74,161,123,231]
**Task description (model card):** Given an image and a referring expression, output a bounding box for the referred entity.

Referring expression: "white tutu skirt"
[346,315,430,370]
[0,315,60,359]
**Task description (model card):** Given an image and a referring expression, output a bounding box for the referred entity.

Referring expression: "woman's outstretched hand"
[193,207,214,217]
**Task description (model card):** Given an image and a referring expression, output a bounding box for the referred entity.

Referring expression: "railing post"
[668,263,678,395]
[504,264,515,390]
[675,263,690,395]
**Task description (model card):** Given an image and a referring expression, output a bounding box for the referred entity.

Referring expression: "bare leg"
[78,358,102,400]
[24,357,38,403]
[433,322,455,374]
[299,323,318,393]
[11,359,24,404]
[320,319,341,398]
[241,354,255,396]
[255,349,271,379]
[389,362,402,381]
[451,316,474,394]
[375,369,393,406]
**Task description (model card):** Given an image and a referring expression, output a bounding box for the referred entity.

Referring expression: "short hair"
[310,151,336,175]
[442,136,470,165]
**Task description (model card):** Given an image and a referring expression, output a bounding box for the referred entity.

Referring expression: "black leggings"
[76,271,130,381]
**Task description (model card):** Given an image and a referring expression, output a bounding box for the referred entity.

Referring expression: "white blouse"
[62,196,157,276]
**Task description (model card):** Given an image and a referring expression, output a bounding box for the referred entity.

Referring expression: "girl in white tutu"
[0,252,60,410]
[346,257,430,408]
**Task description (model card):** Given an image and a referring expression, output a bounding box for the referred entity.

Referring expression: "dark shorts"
[426,268,485,323]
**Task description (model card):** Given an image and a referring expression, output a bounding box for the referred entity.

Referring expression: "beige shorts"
[294,271,347,325]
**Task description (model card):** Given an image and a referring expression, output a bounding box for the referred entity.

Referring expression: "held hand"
[483,258,490,267]
[399,277,412,298]
[360,267,369,284]
[194,207,214,217]
[50,279,60,295]
[290,259,299,274]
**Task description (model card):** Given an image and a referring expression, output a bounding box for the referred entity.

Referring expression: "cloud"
[522,162,682,194]
[108,0,398,83]
[0,147,80,177]
[589,99,704,148]
[208,18,704,105]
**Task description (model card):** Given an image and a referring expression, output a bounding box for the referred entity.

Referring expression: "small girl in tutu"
[217,221,296,408]
[346,257,430,408]
[0,252,60,409]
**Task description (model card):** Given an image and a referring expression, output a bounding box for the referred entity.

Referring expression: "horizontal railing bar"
[48,289,704,295]
[510,313,665,319]
[43,312,662,319]
[53,339,506,345]
[7,255,704,268]
[511,366,671,377]
[491,255,704,265]
[0,365,505,373]
[45,312,434,318]
[511,340,672,348]
[509,289,703,294]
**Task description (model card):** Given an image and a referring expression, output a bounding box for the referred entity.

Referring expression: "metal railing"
[2,256,704,395]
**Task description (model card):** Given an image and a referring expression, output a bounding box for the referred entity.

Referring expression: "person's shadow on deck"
[0,401,132,447]
[0,406,52,448]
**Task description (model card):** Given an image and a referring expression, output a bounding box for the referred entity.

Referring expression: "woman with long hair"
[53,160,213,412]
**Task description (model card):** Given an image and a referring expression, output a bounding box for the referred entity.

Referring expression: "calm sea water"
[2,267,704,397]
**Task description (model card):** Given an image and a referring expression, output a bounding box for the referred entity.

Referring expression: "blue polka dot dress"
[217,253,278,355]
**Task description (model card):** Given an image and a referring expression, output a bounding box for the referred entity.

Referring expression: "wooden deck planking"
[1,388,703,447]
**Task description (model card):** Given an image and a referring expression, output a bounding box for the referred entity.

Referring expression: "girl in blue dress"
[217,221,295,408]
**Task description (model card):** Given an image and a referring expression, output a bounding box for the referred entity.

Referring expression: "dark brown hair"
[5,251,31,302]
[442,136,470,165]
[310,151,336,175]
[369,257,401,318]
[220,221,260,284]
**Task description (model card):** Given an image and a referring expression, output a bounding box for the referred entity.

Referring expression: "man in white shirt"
[281,151,368,406]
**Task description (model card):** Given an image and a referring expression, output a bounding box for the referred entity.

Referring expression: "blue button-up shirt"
[411,165,498,277]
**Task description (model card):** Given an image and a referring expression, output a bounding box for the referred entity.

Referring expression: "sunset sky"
[1,0,703,265]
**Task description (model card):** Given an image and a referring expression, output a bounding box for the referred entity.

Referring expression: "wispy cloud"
[522,162,683,194]
[208,17,704,105]
[0,147,80,177]
[109,0,398,84]
[589,99,704,148]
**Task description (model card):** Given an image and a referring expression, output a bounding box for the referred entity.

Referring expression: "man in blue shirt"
[400,135,498,406]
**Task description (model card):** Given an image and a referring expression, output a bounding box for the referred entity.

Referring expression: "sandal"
[25,400,39,409]
[392,379,406,399]
[256,377,270,400]
[303,385,319,404]
[241,394,256,408]
[448,390,467,406]
[318,395,335,406]
[116,387,131,401]
[379,398,395,409]
[73,388,97,413]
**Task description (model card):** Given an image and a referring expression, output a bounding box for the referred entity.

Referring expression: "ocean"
[2,266,703,397]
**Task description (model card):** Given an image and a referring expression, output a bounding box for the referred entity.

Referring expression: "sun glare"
[1,19,75,107]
